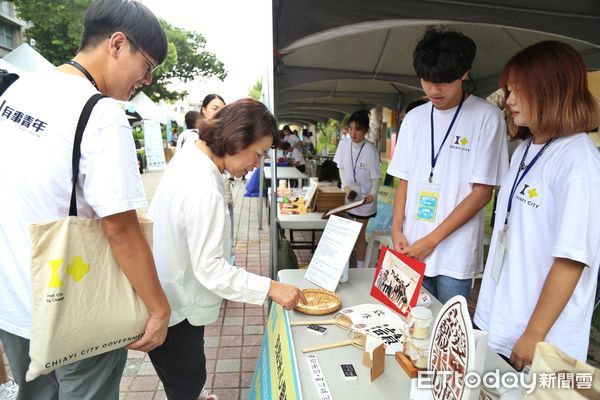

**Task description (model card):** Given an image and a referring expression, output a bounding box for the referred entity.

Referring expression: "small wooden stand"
[395,352,423,379]
[362,341,385,381]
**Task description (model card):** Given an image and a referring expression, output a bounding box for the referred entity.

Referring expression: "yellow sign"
[249,302,301,400]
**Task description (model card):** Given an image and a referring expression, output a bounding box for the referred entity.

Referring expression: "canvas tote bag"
[26,94,150,381]
[525,342,600,399]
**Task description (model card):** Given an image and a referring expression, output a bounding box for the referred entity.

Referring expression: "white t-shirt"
[334,139,381,216]
[291,148,305,166]
[147,144,270,327]
[286,133,299,147]
[176,129,199,150]
[0,70,146,338]
[387,95,508,279]
[474,133,600,361]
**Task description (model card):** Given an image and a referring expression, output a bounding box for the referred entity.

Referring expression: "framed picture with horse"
[370,247,426,317]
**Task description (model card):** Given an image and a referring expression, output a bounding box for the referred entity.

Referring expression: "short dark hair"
[81,0,168,64]
[184,110,200,129]
[197,99,279,157]
[348,110,370,131]
[413,27,476,83]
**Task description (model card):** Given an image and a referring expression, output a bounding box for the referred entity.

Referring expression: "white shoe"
[198,389,218,400]
[0,380,18,400]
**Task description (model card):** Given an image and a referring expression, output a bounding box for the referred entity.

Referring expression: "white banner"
[143,120,165,171]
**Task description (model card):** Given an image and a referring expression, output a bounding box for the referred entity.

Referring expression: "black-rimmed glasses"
[126,35,159,75]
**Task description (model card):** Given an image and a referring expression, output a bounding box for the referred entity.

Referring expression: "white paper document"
[304,215,362,291]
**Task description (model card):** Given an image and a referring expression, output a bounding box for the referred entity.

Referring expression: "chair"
[305,159,317,178]
[472,233,492,288]
[364,231,393,269]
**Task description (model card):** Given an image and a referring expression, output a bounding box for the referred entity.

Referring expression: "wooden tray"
[294,288,341,315]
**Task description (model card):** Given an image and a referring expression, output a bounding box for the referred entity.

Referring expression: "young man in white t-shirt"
[334,110,381,273]
[0,1,170,398]
[387,28,508,304]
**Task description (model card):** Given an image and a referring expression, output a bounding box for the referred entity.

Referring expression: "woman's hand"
[267,281,307,310]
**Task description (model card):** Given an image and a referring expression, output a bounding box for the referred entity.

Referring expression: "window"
[0,22,13,48]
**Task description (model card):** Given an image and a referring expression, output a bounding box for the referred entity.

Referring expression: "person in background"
[289,141,306,173]
[474,41,600,370]
[200,93,225,120]
[282,125,299,147]
[387,27,508,304]
[0,0,171,398]
[176,110,200,150]
[334,110,381,278]
[147,99,306,400]
[198,94,234,265]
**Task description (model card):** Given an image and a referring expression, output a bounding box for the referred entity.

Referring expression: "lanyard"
[67,60,98,90]
[504,138,554,226]
[429,91,465,182]
[351,141,366,182]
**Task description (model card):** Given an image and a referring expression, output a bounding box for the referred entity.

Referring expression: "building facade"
[0,2,26,57]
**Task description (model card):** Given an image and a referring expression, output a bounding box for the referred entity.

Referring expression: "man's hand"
[364,194,374,204]
[267,281,307,310]
[127,312,170,352]
[510,329,544,371]
[392,231,409,252]
[399,235,436,261]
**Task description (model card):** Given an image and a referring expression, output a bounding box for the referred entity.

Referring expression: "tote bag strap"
[69,93,107,217]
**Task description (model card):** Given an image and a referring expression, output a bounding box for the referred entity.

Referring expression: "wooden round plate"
[294,288,341,315]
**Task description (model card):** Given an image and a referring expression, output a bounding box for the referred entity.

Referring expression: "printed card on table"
[370,247,425,317]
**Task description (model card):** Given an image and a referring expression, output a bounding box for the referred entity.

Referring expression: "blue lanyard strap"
[429,91,465,183]
[351,141,366,182]
[504,138,554,226]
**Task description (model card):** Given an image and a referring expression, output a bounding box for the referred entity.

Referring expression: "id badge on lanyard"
[490,226,508,283]
[416,182,440,223]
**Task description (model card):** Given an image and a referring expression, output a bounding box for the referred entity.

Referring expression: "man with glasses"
[127,35,159,75]
[0,1,170,399]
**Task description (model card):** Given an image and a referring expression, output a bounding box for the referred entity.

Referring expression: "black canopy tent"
[267,0,600,277]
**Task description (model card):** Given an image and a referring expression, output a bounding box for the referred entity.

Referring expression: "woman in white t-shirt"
[474,41,600,370]
[333,110,381,271]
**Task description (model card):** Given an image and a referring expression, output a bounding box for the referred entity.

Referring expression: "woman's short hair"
[197,98,279,157]
[81,0,168,64]
[348,110,370,131]
[500,40,598,139]
[413,27,476,83]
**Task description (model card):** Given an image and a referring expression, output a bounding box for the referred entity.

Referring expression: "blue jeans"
[422,275,472,304]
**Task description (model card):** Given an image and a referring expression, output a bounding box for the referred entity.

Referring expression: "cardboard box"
[315,186,345,212]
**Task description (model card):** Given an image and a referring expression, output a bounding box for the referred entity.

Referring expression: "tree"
[11,0,227,102]
[248,79,262,100]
